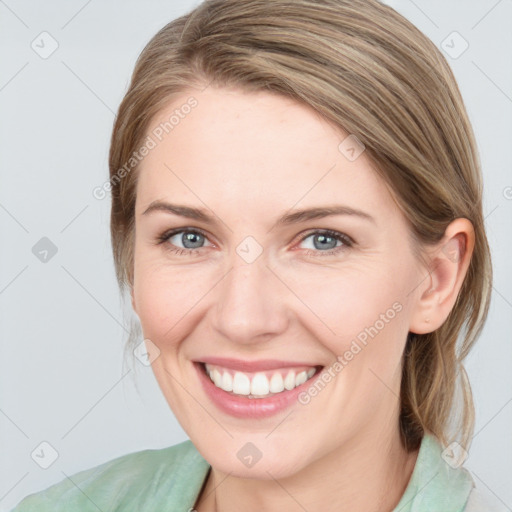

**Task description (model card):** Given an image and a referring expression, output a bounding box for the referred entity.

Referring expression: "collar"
[393,432,475,512]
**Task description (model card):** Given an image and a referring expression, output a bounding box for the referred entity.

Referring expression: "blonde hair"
[109,0,492,452]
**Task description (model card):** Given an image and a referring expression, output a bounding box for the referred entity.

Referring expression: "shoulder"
[10,439,210,512]
[464,486,509,512]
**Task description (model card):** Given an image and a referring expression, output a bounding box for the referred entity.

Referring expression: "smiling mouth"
[200,362,323,399]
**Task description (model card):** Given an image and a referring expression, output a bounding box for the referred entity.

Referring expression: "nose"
[211,255,290,345]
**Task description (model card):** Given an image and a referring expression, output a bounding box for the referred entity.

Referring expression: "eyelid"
[157,226,355,255]
[157,227,352,243]
[157,227,213,245]
[296,228,353,244]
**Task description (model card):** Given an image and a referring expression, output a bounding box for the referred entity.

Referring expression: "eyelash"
[156,228,354,258]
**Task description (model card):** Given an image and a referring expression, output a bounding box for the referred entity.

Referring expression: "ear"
[409,218,475,335]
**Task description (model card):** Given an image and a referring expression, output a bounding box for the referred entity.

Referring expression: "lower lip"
[194,362,321,419]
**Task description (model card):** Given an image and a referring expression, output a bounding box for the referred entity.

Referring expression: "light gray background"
[1,1,511,510]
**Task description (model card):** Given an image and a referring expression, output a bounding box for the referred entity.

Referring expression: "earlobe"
[409,218,475,335]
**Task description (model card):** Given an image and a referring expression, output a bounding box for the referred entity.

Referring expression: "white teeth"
[232,372,251,395]
[221,371,233,392]
[251,373,269,395]
[295,371,307,387]
[269,373,284,393]
[205,364,318,398]
[284,370,296,391]
[212,369,222,387]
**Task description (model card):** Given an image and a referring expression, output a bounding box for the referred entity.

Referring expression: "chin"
[196,434,315,480]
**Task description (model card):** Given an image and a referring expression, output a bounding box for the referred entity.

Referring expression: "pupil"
[183,232,203,249]
[314,234,336,250]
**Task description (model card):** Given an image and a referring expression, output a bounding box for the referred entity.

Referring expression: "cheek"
[285,263,408,353]
[132,258,212,344]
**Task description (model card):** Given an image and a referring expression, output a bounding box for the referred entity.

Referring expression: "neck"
[195,423,420,512]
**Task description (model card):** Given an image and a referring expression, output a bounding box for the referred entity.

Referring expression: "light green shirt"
[10,433,501,511]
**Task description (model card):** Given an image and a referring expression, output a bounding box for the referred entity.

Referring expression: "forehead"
[135,87,397,222]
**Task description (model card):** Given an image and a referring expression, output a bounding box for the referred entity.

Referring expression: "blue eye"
[157,228,212,256]
[156,228,353,257]
[297,229,353,256]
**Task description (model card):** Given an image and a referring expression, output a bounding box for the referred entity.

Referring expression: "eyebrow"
[142,201,376,226]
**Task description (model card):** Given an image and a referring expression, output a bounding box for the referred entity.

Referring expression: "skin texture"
[131,86,474,512]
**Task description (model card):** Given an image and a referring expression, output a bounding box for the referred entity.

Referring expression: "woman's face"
[132,86,427,478]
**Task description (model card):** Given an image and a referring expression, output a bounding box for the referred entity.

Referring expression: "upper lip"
[197,357,322,372]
